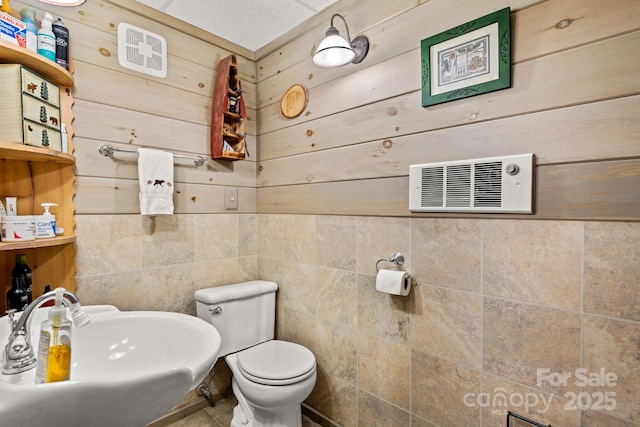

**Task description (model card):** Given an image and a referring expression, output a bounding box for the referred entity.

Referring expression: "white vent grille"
[409,154,534,213]
[117,23,167,78]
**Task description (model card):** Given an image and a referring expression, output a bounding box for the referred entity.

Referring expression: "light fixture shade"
[38,0,87,6]
[313,33,355,68]
[312,14,369,68]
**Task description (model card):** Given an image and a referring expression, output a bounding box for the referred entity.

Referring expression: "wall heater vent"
[117,23,167,78]
[409,153,534,213]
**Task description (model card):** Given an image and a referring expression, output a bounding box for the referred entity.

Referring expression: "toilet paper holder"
[375,252,405,272]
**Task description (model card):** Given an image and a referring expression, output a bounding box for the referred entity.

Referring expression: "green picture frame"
[421,7,511,107]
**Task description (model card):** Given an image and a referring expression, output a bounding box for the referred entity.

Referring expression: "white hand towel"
[138,148,174,215]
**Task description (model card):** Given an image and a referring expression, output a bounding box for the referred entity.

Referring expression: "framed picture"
[421,7,511,107]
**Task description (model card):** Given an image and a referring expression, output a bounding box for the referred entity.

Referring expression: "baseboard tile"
[146,399,210,427]
[302,403,341,427]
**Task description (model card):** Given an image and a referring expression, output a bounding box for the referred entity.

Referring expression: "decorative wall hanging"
[280,84,308,118]
[210,54,247,160]
[420,7,511,107]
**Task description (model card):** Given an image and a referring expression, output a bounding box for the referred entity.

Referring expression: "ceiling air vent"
[117,23,167,78]
[409,153,534,213]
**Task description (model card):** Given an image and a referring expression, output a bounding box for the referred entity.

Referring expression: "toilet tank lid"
[195,280,278,304]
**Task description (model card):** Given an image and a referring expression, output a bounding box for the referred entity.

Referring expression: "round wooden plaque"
[280,84,308,118]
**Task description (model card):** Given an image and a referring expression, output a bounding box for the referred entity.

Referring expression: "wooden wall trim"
[256,0,544,85]
[256,160,640,220]
[537,160,640,220]
[259,30,639,146]
[254,0,640,222]
[12,0,637,222]
[257,96,640,186]
[72,101,257,176]
[14,0,256,82]
[256,0,639,111]
[103,0,255,62]
[77,138,257,186]
[75,177,256,214]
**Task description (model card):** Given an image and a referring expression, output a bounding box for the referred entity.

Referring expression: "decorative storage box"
[0,64,61,151]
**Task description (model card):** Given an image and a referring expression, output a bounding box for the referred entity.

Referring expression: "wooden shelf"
[0,235,75,251]
[211,54,247,161]
[0,142,75,164]
[223,133,244,143]
[224,111,242,121]
[0,40,74,86]
[221,150,246,160]
[0,40,77,313]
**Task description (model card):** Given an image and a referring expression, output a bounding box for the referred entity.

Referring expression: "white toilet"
[195,280,317,427]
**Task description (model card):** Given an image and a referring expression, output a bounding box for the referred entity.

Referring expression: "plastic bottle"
[60,123,68,153]
[41,285,54,307]
[5,197,16,216]
[5,283,27,311]
[52,17,69,70]
[11,254,32,305]
[42,202,57,231]
[35,288,72,383]
[20,7,37,52]
[37,12,56,62]
[36,202,57,238]
[6,256,29,311]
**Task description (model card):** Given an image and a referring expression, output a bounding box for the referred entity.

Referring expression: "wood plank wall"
[255,0,640,221]
[9,0,639,221]
[11,0,259,215]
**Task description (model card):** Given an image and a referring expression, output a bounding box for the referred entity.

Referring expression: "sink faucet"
[2,287,91,375]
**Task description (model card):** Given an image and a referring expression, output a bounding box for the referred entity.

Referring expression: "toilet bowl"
[227,340,316,426]
[195,281,317,427]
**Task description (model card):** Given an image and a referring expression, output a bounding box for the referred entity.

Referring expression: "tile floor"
[167,397,322,427]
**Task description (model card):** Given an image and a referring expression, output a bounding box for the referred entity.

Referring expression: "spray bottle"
[52,17,69,70]
[20,7,37,52]
[35,288,72,383]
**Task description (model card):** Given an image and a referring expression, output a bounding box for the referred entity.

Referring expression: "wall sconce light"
[38,0,87,6]
[312,13,369,68]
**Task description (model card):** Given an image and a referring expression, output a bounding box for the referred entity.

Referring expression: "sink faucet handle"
[5,309,17,330]
[69,303,91,328]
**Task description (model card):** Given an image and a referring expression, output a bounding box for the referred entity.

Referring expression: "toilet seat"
[236,340,316,386]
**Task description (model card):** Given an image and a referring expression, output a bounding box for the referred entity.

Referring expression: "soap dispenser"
[36,203,57,239]
[35,288,72,383]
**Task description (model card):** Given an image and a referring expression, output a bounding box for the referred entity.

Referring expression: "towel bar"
[98,144,206,167]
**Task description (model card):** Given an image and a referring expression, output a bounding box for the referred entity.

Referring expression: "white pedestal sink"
[0,305,221,427]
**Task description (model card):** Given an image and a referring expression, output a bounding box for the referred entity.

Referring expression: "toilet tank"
[195,280,277,357]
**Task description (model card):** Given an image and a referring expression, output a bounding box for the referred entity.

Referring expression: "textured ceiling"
[136,0,338,51]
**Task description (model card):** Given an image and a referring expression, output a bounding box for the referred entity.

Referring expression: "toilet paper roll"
[375,269,412,296]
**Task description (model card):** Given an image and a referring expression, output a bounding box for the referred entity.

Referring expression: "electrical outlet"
[225,187,238,210]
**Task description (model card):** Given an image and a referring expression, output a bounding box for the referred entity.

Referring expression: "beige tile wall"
[257,215,640,427]
[75,214,259,313]
[75,213,259,408]
[75,214,640,427]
